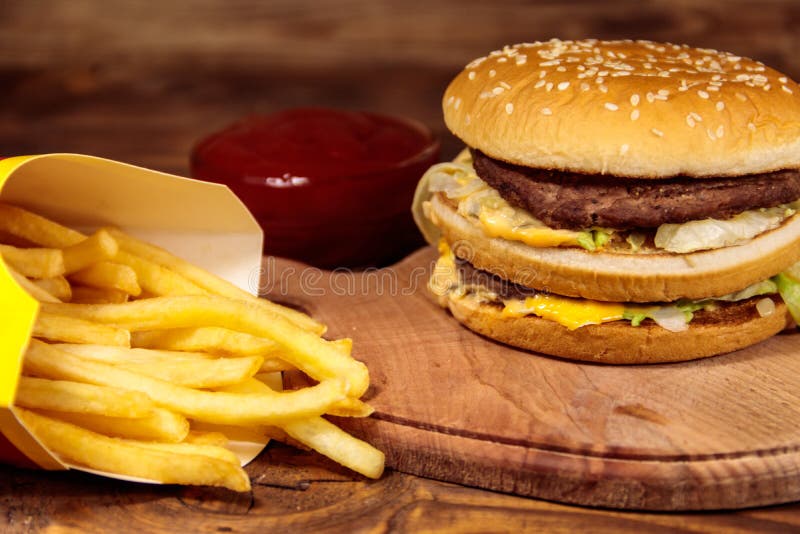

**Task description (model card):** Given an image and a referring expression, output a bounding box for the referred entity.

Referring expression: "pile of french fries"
[0,202,384,491]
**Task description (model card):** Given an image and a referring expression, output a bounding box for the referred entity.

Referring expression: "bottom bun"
[441,292,789,364]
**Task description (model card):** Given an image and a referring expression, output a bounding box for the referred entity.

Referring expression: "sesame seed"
[534,80,546,89]
[686,115,696,128]
[646,92,655,103]
[736,92,748,102]
[541,107,553,116]
[736,74,750,81]
[764,84,771,91]
[657,89,670,97]
[454,98,461,110]
[468,71,476,81]
[707,128,716,141]
[783,85,794,94]
[599,85,608,93]
[492,87,504,95]
[539,60,560,67]
[716,101,725,111]
[546,82,554,92]
[620,144,629,155]
[698,90,709,99]
[604,102,619,111]
[748,122,756,131]
[497,57,508,63]
[716,125,724,138]
[556,66,567,72]
[630,94,640,106]
[651,128,664,137]
[690,112,703,122]
[446,95,455,106]
[516,55,527,65]
[779,76,788,83]
[630,109,640,121]
[557,81,570,90]
[489,69,496,78]
[580,82,590,91]
[539,71,547,79]
[500,81,512,89]
[505,102,514,115]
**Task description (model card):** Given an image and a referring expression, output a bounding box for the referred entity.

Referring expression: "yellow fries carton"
[0,154,265,479]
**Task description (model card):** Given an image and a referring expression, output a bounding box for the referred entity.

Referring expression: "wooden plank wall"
[0,0,798,174]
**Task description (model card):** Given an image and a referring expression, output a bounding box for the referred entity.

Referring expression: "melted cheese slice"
[478,207,584,248]
[502,294,626,330]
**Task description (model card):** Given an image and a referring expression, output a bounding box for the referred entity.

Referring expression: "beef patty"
[472,150,800,230]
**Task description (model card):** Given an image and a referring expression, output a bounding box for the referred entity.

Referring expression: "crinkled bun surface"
[443,39,800,178]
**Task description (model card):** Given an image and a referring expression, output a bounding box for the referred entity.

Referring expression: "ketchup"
[191,108,440,268]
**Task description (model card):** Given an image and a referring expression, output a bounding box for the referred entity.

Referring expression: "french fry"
[16,409,250,491]
[282,417,385,479]
[14,377,154,418]
[106,227,325,334]
[327,397,376,418]
[223,376,384,479]
[53,344,217,365]
[131,326,282,358]
[2,202,385,489]
[114,251,206,296]
[61,230,118,274]
[184,430,229,447]
[41,296,370,397]
[37,407,189,443]
[33,312,130,346]
[5,265,61,303]
[0,203,84,247]
[70,286,130,304]
[24,340,346,425]
[113,356,264,389]
[69,261,141,296]
[0,244,64,278]
[31,276,72,301]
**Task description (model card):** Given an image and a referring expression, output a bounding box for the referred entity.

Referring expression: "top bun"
[443,39,800,178]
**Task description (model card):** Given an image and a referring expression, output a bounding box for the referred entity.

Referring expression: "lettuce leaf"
[775,273,800,324]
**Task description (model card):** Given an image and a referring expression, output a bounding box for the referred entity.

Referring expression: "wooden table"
[2,1,800,531]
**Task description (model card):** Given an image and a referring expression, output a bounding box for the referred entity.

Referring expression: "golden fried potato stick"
[183,430,229,447]
[282,417,385,479]
[61,230,118,274]
[54,344,276,385]
[0,244,64,278]
[24,340,346,425]
[327,397,375,418]
[52,343,217,364]
[131,326,282,358]
[70,286,130,304]
[5,264,61,303]
[33,312,131,346]
[41,296,369,397]
[16,409,250,491]
[37,407,189,443]
[31,276,71,301]
[69,262,141,296]
[0,203,204,296]
[105,227,325,334]
[223,376,384,479]
[0,203,85,247]
[14,377,154,418]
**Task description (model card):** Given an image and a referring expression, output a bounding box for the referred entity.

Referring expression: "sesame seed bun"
[443,39,800,178]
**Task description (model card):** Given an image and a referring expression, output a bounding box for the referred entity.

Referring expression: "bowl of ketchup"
[191,108,440,269]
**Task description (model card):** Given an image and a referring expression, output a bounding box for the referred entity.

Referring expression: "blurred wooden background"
[1,0,799,175]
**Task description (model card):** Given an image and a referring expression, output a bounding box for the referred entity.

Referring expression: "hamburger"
[412,39,800,364]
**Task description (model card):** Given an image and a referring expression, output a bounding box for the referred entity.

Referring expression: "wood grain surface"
[271,249,800,511]
[3,0,800,529]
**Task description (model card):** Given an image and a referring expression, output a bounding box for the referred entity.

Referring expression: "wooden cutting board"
[265,247,800,511]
